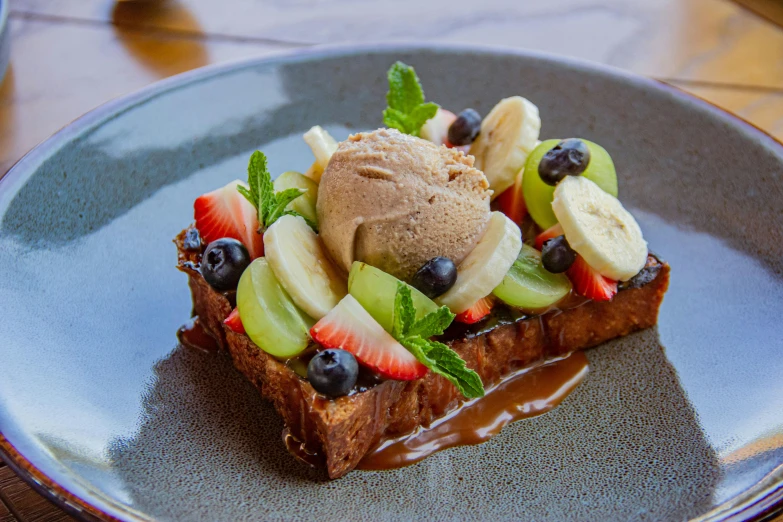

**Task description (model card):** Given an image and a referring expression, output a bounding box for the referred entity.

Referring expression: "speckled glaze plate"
[0,44,782,522]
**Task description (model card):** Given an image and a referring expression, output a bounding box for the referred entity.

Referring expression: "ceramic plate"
[0,44,781,521]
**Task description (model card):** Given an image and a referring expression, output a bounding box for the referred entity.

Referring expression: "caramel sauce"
[283,428,325,468]
[358,352,588,471]
[177,316,220,353]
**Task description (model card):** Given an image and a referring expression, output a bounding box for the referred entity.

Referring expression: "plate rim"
[0,41,781,522]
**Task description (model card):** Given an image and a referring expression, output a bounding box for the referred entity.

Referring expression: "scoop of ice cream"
[317,128,492,282]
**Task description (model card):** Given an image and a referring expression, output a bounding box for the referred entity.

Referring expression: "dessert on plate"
[176,62,670,479]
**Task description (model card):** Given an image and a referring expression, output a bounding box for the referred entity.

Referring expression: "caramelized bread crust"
[176,230,670,479]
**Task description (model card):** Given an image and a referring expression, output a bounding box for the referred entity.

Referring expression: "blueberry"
[541,235,576,273]
[307,349,359,398]
[447,109,482,146]
[538,138,591,186]
[622,262,660,289]
[412,257,457,298]
[200,238,251,291]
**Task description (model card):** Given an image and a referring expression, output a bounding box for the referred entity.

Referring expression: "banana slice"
[469,96,541,199]
[264,214,347,319]
[552,176,647,281]
[303,126,339,182]
[436,212,522,314]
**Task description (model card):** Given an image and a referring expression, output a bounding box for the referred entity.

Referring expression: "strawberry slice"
[496,171,527,225]
[223,308,245,334]
[310,295,428,381]
[567,256,618,302]
[194,180,264,259]
[535,223,565,251]
[455,296,494,324]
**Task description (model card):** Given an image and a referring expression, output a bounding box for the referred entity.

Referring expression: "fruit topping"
[496,169,528,226]
[182,227,202,251]
[552,176,647,281]
[538,138,591,186]
[523,139,618,229]
[303,126,338,182]
[310,295,428,381]
[200,238,252,291]
[567,255,617,302]
[307,349,359,398]
[436,212,522,314]
[411,257,458,299]
[448,108,482,146]
[264,214,347,320]
[470,96,541,198]
[493,243,572,311]
[535,223,565,251]
[455,296,494,324]
[223,308,246,334]
[194,180,264,259]
[273,171,319,228]
[420,108,457,146]
[237,258,313,358]
[541,235,577,274]
[348,262,438,333]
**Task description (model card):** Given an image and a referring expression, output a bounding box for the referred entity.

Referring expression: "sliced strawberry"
[497,171,527,225]
[567,256,618,302]
[455,296,494,324]
[535,223,565,251]
[223,308,245,334]
[310,295,428,381]
[194,180,264,259]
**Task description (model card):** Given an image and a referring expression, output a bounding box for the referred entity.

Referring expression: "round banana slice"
[552,176,647,281]
[436,212,522,314]
[264,214,347,319]
[469,96,541,199]
[303,125,339,182]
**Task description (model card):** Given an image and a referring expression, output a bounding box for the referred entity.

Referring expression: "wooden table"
[0,0,781,520]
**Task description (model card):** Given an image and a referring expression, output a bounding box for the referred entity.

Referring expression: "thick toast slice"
[176,228,670,479]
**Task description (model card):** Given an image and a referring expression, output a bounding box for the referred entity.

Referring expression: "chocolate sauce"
[177,317,220,353]
[358,352,588,471]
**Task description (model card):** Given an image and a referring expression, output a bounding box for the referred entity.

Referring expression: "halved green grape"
[237,258,314,358]
[348,261,438,333]
[523,139,618,229]
[274,171,319,226]
[492,244,572,311]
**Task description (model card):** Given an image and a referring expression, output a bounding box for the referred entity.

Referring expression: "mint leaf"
[392,282,416,339]
[391,283,484,399]
[401,337,485,399]
[238,151,310,231]
[386,61,425,112]
[383,62,439,136]
[266,187,306,226]
[247,151,274,225]
[408,306,455,339]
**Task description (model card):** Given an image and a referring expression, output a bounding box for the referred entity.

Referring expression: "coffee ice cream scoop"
[317,128,492,282]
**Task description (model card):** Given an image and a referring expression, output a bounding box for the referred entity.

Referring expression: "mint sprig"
[237,151,316,231]
[382,62,439,137]
[392,283,485,399]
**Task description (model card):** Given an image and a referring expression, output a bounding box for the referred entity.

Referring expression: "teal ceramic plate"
[0,44,781,521]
